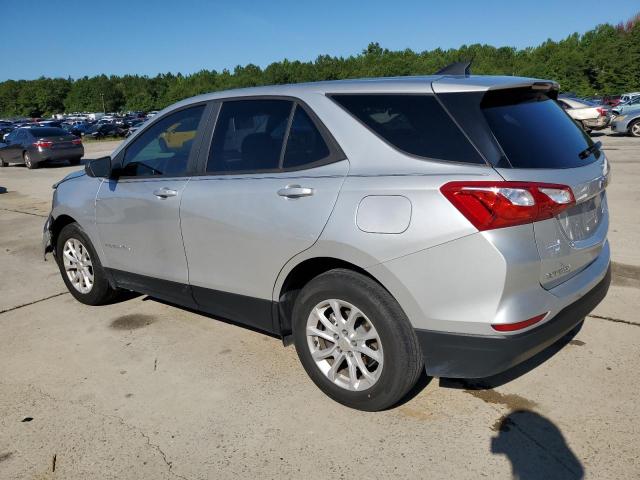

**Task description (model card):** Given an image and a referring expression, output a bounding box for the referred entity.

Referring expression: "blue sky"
[1,0,638,81]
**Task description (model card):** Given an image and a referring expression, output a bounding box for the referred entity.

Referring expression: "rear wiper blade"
[578,141,602,160]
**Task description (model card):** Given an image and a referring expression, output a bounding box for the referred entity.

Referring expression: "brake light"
[440,181,575,231]
[492,313,548,332]
[596,107,607,117]
[72,138,82,145]
[33,140,53,148]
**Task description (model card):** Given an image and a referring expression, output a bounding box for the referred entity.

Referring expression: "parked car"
[619,92,640,104]
[602,95,622,107]
[86,123,125,139]
[0,127,83,168]
[557,97,611,132]
[44,74,611,411]
[610,103,640,137]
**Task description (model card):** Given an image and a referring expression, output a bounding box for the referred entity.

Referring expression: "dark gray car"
[0,127,84,169]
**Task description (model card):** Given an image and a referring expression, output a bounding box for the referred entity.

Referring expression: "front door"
[180,99,348,332]
[95,104,208,306]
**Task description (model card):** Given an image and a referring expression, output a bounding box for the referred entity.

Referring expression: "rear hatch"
[434,80,609,289]
[31,128,80,150]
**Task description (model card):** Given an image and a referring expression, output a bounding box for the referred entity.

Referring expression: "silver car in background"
[43,73,611,411]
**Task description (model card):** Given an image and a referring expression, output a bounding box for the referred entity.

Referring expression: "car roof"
[165,74,557,111]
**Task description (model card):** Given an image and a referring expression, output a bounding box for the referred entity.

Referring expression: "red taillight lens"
[33,140,53,148]
[596,107,607,117]
[72,138,82,145]
[440,181,575,231]
[492,313,548,332]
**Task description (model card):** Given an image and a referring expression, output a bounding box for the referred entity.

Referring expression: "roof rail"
[435,61,472,76]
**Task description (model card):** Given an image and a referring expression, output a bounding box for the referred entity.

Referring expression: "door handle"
[277,185,314,199]
[153,187,178,198]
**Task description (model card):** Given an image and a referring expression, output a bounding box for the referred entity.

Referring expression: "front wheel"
[629,119,640,138]
[56,223,119,305]
[293,269,423,411]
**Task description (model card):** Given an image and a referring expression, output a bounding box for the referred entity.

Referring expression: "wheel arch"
[275,256,389,339]
[50,214,78,251]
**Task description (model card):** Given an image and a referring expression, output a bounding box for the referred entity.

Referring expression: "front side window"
[207,99,293,173]
[331,94,484,164]
[122,105,205,177]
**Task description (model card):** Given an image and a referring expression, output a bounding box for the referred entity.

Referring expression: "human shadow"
[491,410,584,480]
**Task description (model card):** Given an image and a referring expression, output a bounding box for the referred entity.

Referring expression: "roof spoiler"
[435,61,472,76]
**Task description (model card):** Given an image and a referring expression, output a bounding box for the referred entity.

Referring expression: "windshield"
[481,88,599,169]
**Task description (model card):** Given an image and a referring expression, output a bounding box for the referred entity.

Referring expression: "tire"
[293,269,423,411]
[23,151,38,169]
[629,119,640,138]
[69,157,82,166]
[55,223,119,305]
[0,159,7,167]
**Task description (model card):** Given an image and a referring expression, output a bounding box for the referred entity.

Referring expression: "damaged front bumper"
[43,214,53,260]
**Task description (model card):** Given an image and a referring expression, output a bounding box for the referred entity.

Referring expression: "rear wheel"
[56,223,119,305]
[69,157,82,166]
[293,269,423,411]
[23,151,38,169]
[0,159,8,167]
[629,119,640,138]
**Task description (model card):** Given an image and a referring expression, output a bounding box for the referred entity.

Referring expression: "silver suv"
[44,73,611,411]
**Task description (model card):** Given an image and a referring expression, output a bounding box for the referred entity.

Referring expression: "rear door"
[180,98,348,332]
[95,103,210,305]
[477,87,609,288]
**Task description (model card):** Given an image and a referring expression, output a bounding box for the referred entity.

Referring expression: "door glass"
[207,99,293,173]
[122,105,205,177]
[282,106,330,169]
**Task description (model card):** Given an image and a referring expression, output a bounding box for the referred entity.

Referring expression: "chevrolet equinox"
[44,72,611,411]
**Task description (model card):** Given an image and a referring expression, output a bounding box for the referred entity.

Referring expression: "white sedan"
[557,97,611,133]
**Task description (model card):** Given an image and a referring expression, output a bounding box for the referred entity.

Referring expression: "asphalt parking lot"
[1,134,639,479]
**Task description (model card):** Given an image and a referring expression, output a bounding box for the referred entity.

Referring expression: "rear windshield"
[29,127,67,137]
[481,89,599,168]
[330,94,484,164]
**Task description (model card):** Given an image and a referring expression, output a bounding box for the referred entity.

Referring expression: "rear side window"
[330,94,484,164]
[282,106,330,169]
[481,89,599,168]
[207,100,293,173]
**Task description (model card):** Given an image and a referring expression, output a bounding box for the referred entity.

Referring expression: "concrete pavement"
[0,135,638,479]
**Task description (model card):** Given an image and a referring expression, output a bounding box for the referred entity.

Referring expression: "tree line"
[1,16,639,118]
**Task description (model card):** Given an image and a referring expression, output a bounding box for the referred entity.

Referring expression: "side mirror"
[85,156,112,178]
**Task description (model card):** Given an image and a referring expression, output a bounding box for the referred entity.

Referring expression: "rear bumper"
[416,265,611,378]
[583,116,611,129]
[34,146,84,162]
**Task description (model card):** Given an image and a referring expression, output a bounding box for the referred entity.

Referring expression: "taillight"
[596,107,607,117]
[440,181,575,231]
[72,138,82,145]
[33,140,53,148]
[492,313,548,332]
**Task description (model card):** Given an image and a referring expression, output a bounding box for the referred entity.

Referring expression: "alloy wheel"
[62,238,94,294]
[306,299,383,391]
[631,122,640,137]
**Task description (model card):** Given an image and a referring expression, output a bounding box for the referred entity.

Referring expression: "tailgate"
[497,160,609,288]
[433,82,611,289]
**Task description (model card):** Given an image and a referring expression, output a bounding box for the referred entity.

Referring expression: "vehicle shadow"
[491,410,584,479]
